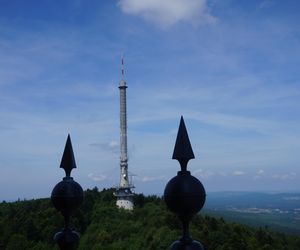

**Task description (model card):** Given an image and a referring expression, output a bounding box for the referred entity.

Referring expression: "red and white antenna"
[121,55,125,80]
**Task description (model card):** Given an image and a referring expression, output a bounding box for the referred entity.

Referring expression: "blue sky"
[0,0,299,200]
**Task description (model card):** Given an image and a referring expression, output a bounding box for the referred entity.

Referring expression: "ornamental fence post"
[50,118,205,249]
[51,134,84,250]
[164,116,206,249]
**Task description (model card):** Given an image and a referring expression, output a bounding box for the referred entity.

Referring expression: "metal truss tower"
[114,57,134,210]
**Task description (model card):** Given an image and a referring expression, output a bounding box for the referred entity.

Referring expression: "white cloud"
[89,140,119,153]
[88,173,109,182]
[140,175,166,182]
[232,171,245,176]
[257,169,265,175]
[193,169,215,179]
[272,172,297,181]
[109,140,119,148]
[254,169,265,179]
[118,0,216,27]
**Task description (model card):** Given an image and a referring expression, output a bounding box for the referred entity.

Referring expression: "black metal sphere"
[54,228,80,250]
[51,177,83,217]
[164,171,206,217]
[171,240,205,250]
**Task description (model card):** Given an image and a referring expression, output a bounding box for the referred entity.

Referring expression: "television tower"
[114,57,134,210]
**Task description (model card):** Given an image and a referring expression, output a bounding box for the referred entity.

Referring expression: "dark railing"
[164,116,206,249]
[51,135,84,250]
[51,117,206,249]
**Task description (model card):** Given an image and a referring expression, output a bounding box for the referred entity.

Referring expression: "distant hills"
[204,192,300,235]
[0,188,299,249]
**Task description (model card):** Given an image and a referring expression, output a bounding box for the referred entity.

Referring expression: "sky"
[0,0,300,200]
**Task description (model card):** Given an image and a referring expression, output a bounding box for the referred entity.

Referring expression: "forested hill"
[0,188,299,250]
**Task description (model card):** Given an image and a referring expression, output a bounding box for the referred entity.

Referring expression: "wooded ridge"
[0,188,299,250]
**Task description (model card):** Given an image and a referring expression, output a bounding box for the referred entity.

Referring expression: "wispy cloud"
[193,169,215,179]
[88,173,109,182]
[232,171,245,176]
[257,169,264,175]
[272,172,297,181]
[0,1,300,199]
[138,175,166,182]
[254,169,265,179]
[118,0,216,27]
[259,0,274,9]
[89,140,119,154]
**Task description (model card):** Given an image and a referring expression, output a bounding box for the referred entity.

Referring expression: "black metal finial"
[164,117,206,250]
[51,135,84,250]
[60,134,77,178]
[172,116,195,172]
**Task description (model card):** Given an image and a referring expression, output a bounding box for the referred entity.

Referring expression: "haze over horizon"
[0,0,300,201]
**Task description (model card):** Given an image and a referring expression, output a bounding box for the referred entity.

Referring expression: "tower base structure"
[114,187,134,210]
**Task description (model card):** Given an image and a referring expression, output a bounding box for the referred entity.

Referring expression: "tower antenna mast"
[114,56,135,210]
[121,55,125,80]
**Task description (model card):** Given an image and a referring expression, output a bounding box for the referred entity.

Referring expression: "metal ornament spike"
[60,134,77,177]
[51,134,83,250]
[172,116,195,171]
[165,117,206,250]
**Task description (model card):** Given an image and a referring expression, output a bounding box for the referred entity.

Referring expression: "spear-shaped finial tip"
[60,134,77,177]
[172,116,195,171]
